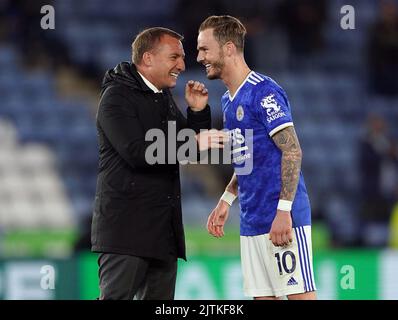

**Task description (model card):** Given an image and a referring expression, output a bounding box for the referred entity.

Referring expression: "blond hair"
[199,15,246,52]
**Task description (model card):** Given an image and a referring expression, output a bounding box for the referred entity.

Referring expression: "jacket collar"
[137,71,163,93]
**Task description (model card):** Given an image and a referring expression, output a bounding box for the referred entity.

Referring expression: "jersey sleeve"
[253,86,294,137]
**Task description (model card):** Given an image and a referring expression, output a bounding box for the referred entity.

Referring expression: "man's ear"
[142,52,152,67]
[224,41,235,57]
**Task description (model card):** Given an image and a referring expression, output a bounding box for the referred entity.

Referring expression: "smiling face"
[146,34,186,89]
[197,28,225,80]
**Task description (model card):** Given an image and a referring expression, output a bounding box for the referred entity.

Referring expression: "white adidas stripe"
[248,75,260,83]
[251,72,264,82]
[247,78,258,85]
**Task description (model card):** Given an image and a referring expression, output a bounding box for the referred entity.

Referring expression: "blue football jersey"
[222,71,311,236]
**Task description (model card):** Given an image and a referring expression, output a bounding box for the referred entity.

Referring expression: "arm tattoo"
[272,126,302,201]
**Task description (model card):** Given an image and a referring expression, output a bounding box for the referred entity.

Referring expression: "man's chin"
[167,79,177,88]
[207,73,220,80]
[206,72,220,80]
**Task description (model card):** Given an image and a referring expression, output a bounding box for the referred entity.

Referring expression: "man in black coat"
[91,27,227,300]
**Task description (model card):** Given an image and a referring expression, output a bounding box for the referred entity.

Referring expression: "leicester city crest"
[236,105,244,121]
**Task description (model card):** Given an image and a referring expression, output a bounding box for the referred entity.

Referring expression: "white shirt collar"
[137,71,163,93]
[228,71,253,101]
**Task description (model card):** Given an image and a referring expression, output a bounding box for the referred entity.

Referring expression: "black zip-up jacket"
[91,62,211,261]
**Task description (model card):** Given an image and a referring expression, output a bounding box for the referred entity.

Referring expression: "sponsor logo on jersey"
[229,128,251,164]
[236,105,244,121]
[229,128,245,146]
[261,94,286,123]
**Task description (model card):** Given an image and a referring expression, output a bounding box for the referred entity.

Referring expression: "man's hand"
[207,200,230,237]
[195,129,229,151]
[185,80,208,111]
[269,210,293,247]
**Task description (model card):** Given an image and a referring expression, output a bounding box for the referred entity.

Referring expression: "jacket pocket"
[103,170,138,198]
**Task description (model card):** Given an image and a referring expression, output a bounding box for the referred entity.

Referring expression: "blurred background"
[0,0,398,299]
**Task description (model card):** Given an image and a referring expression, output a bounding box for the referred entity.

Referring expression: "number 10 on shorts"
[274,251,296,275]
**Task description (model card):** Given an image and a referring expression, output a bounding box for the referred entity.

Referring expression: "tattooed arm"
[269,126,302,246]
[272,126,302,201]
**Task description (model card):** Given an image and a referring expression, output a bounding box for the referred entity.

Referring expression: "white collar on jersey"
[228,70,255,101]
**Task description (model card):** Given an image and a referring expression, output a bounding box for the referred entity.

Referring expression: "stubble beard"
[207,53,225,80]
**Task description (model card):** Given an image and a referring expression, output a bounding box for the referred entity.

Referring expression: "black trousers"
[98,253,177,300]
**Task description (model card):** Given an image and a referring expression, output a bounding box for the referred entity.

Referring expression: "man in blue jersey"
[197,15,316,300]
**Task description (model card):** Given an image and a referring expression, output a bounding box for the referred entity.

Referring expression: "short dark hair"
[199,15,246,52]
[132,27,183,64]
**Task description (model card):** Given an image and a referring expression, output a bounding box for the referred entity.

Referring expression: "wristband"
[220,191,237,206]
[277,199,292,212]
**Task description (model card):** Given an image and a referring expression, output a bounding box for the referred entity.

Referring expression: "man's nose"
[197,52,203,63]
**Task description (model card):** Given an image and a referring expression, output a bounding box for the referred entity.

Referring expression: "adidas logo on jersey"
[287,277,298,286]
